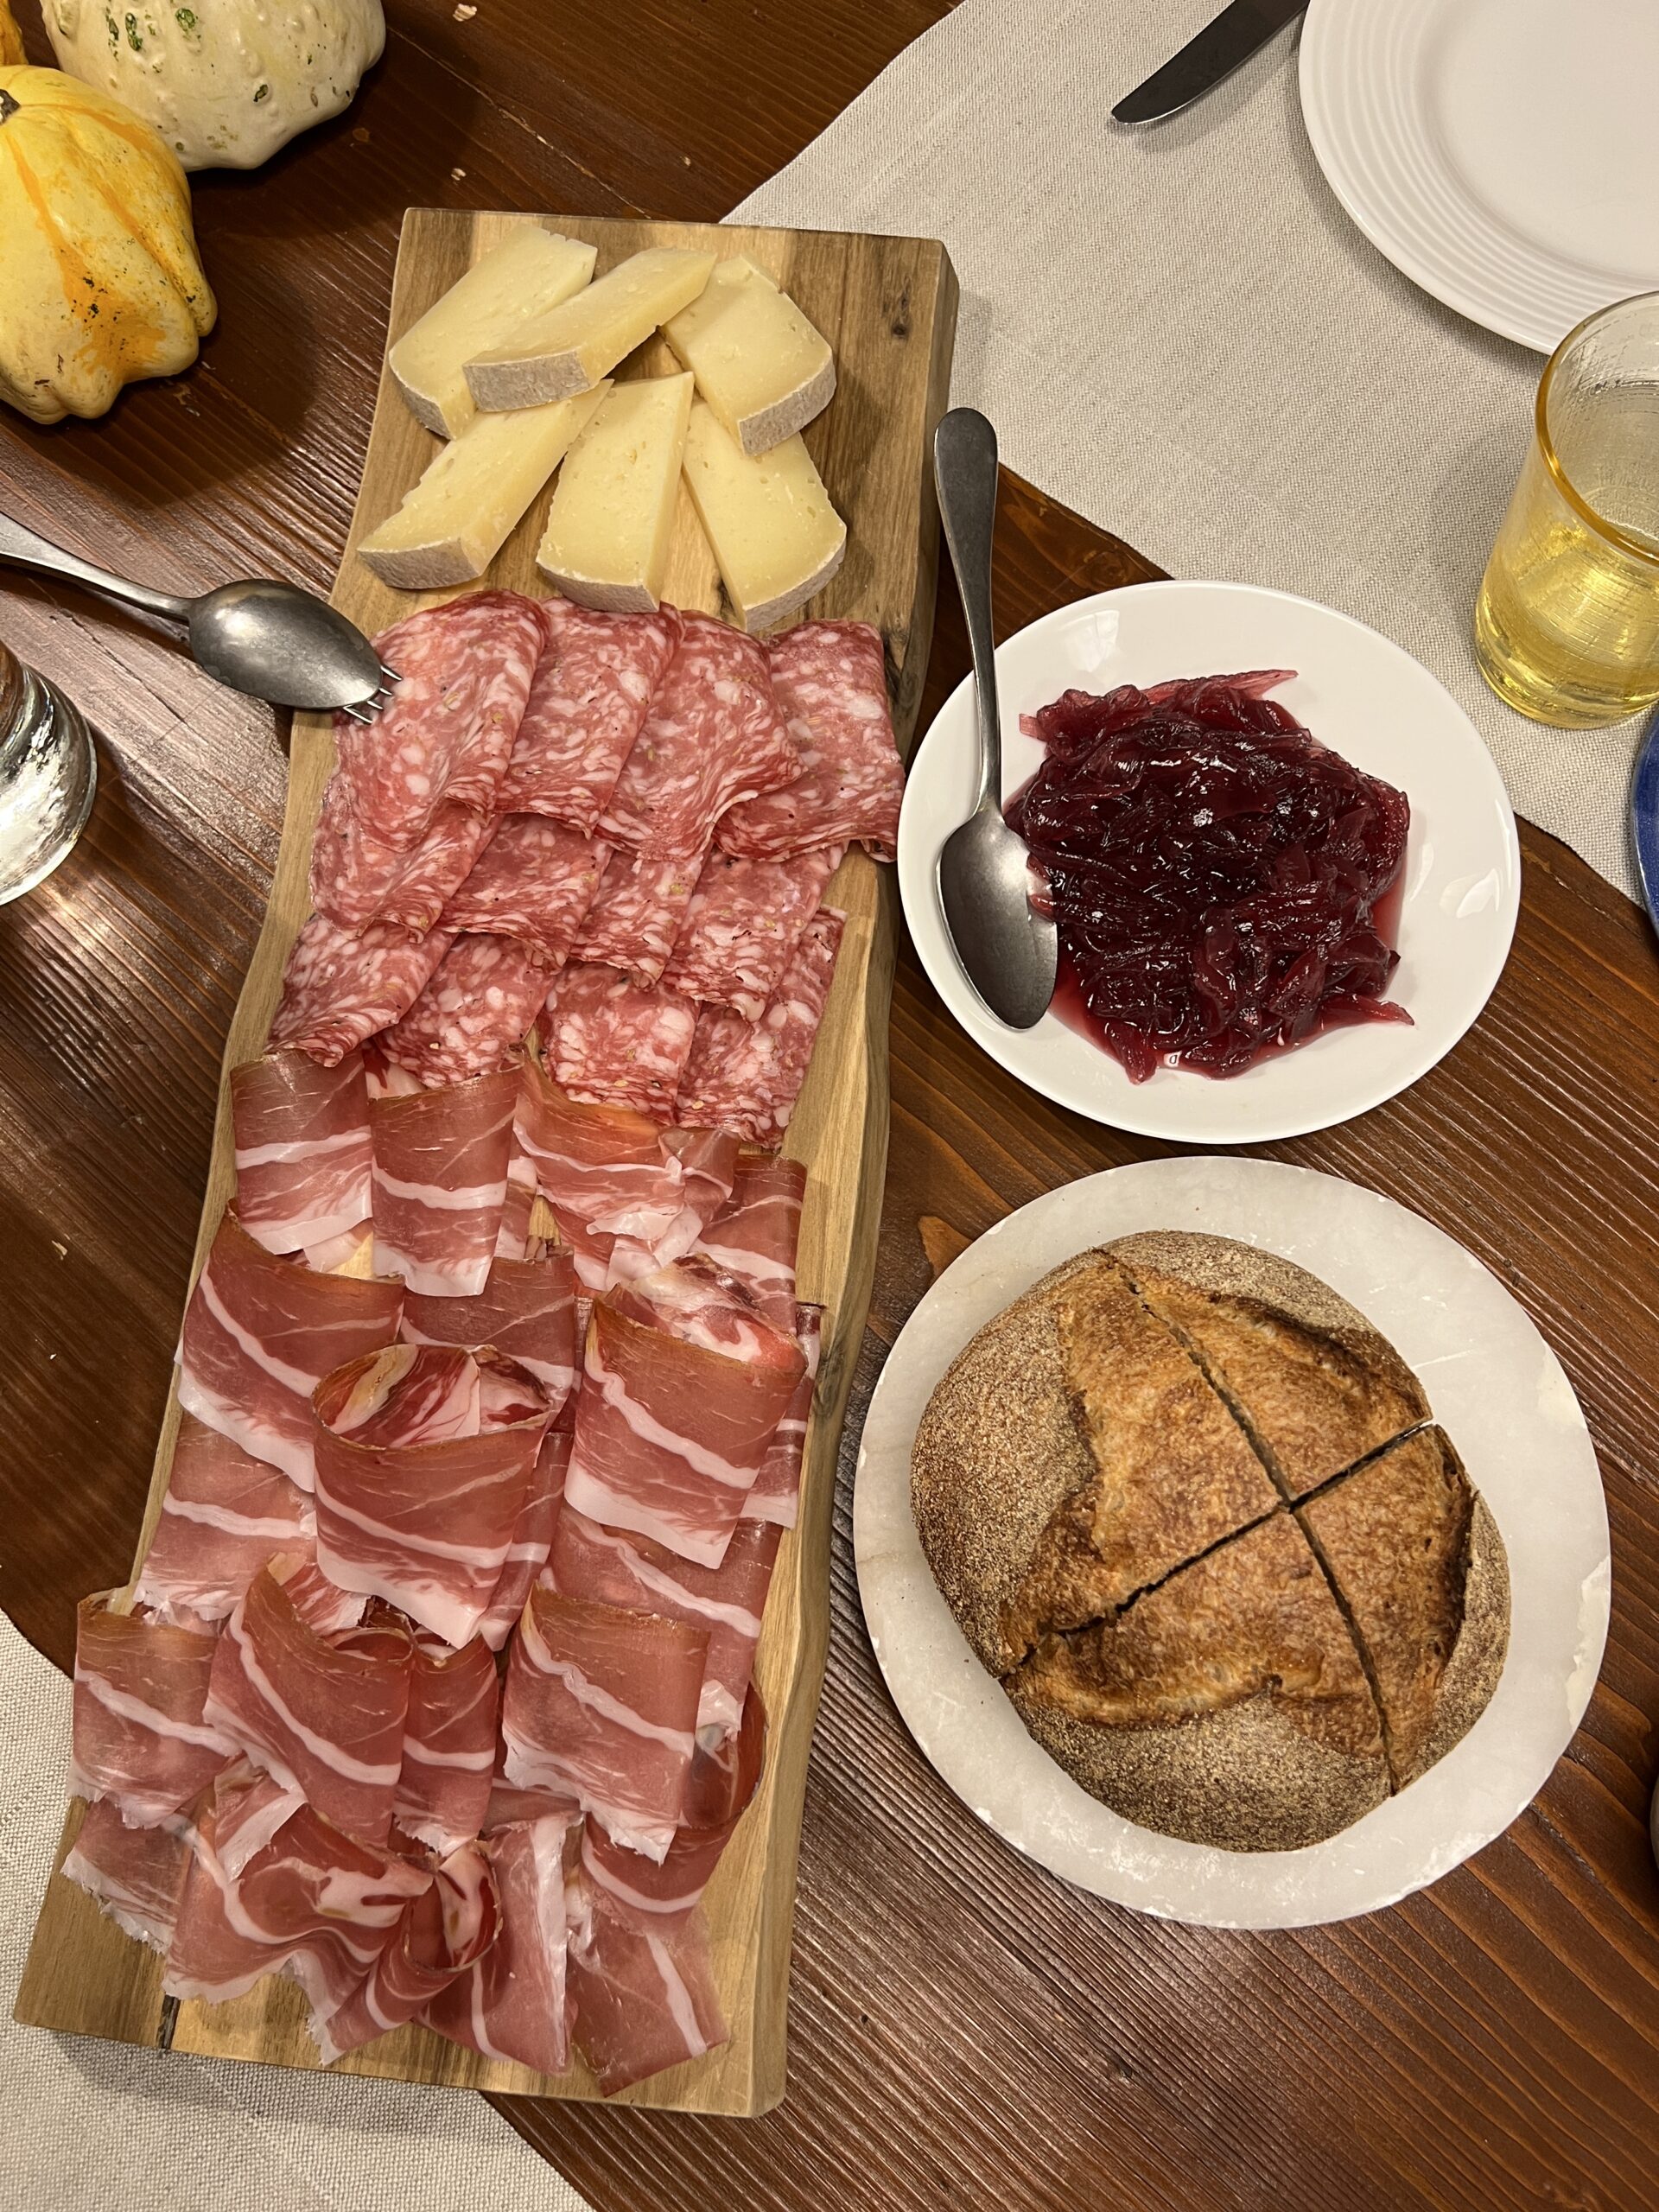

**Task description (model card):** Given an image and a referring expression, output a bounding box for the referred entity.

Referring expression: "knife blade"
[1112,0,1307,126]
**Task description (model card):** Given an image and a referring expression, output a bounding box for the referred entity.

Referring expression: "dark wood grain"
[4,2,1659,2207]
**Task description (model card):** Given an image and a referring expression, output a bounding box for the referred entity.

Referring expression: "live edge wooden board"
[15,208,958,2116]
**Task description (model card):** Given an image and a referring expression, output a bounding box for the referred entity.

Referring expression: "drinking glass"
[1474,292,1659,728]
[0,639,97,902]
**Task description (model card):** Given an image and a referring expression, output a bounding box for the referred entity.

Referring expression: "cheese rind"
[663,257,836,455]
[680,399,847,633]
[357,384,611,592]
[387,227,598,440]
[536,372,695,613]
[464,247,717,412]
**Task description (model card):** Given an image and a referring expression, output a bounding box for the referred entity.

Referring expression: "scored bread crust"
[1416,1495,1509,1779]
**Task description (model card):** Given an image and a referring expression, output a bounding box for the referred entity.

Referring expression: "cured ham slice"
[177,1211,404,1490]
[659,848,842,1020]
[677,907,845,1143]
[72,1597,230,1825]
[62,1796,194,1951]
[381,934,552,1090]
[280,1555,371,1636]
[719,620,904,861]
[313,1840,499,2066]
[502,1587,707,1860]
[693,1151,805,1332]
[494,1139,545,1263]
[567,1262,805,1567]
[311,777,496,938]
[600,612,798,861]
[498,598,682,832]
[231,1050,373,1257]
[544,963,698,1122]
[268,914,457,1067]
[568,1889,728,2094]
[439,815,609,961]
[549,1507,780,1744]
[401,1246,577,1411]
[369,1066,518,1298]
[332,590,545,853]
[477,1426,571,1652]
[313,1344,550,1647]
[393,1633,499,1856]
[570,849,704,988]
[132,1415,314,1625]
[742,1305,821,1529]
[423,1812,578,2078]
[580,1685,765,1926]
[204,1561,411,1845]
[210,1758,307,1879]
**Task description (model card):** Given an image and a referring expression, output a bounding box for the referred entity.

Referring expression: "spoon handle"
[933,408,1003,817]
[0,512,191,623]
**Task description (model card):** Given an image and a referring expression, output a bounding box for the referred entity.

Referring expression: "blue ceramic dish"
[1634,706,1659,932]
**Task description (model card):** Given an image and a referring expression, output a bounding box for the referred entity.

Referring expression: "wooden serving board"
[15,208,957,2116]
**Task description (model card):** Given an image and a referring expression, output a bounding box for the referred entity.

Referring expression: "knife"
[1112,0,1308,126]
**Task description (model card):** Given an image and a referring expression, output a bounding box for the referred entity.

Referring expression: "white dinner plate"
[854,1157,1610,1929]
[1300,0,1659,353]
[897,582,1518,1144]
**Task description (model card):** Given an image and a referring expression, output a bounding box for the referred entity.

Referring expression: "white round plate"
[854,1157,1610,1929]
[898,582,1518,1144]
[1300,0,1659,353]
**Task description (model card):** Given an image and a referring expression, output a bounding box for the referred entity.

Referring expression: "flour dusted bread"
[910,1232,1510,1852]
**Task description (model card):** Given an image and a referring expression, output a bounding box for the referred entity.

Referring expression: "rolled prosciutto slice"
[677,906,845,1143]
[370,1067,518,1299]
[268,913,457,1068]
[72,1597,230,1826]
[439,815,609,963]
[423,1811,579,2079]
[741,1304,822,1529]
[567,1261,806,1567]
[313,1344,551,1648]
[477,1423,571,1654]
[400,1246,577,1414]
[62,1796,194,1952]
[177,1210,404,1491]
[231,1050,373,1257]
[393,1633,500,1858]
[312,1840,499,2067]
[568,1889,728,2094]
[133,1414,314,1625]
[498,597,682,832]
[692,1151,806,1332]
[580,1684,765,1928]
[204,1560,411,1846]
[494,1138,545,1263]
[502,1587,707,1860]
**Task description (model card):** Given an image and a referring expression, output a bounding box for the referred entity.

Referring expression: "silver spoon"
[0,512,397,719]
[932,409,1058,1029]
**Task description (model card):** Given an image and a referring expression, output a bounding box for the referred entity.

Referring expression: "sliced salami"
[269,915,457,1067]
[569,848,703,988]
[718,620,904,861]
[439,814,609,962]
[311,776,497,937]
[333,589,545,854]
[599,612,798,861]
[658,846,842,1021]
[545,963,699,1122]
[381,932,553,1088]
[497,599,682,832]
[676,908,845,1142]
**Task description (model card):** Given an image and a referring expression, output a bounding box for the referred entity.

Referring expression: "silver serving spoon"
[0,512,397,719]
[932,409,1058,1029]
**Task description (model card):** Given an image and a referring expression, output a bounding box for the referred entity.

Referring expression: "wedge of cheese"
[680,399,846,633]
[465,247,716,413]
[357,384,611,592]
[536,372,695,613]
[387,227,598,440]
[663,257,836,455]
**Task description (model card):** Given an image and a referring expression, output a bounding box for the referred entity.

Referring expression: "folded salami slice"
[370,1067,518,1299]
[544,963,698,1122]
[310,777,498,938]
[568,1886,728,2094]
[132,1414,315,1625]
[379,932,552,1090]
[718,620,904,861]
[498,599,682,833]
[333,590,545,853]
[72,1596,231,1826]
[658,846,841,1020]
[569,849,703,988]
[677,907,845,1143]
[423,1812,579,2079]
[232,1049,373,1257]
[692,1151,805,1332]
[393,1635,500,1858]
[741,1303,821,1529]
[477,1423,571,1652]
[62,1795,195,1953]
[599,612,798,861]
[312,1840,499,2066]
[269,914,457,1067]
[401,1247,577,1413]
[177,1210,404,1490]
[438,815,609,961]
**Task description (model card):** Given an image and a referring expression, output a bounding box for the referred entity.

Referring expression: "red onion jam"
[1007,671,1411,1082]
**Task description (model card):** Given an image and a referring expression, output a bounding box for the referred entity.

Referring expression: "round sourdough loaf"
[909,1234,1510,1852]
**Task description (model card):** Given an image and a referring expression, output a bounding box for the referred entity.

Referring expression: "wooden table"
[3,4,1658,2206]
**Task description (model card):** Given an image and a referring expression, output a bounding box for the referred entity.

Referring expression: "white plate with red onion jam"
[899,582,1519,1144]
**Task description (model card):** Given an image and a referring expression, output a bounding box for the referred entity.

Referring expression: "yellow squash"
[0,63,216,423]
[0,5,25,67]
